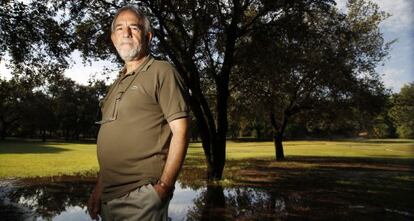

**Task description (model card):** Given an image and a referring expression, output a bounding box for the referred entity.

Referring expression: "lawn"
[0,141,99,178]
[0,139,413,178]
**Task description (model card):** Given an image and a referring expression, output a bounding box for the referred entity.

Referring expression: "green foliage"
[232,0,391,143]
[0,79,26,139]
[0,76,106,140]
[389,82,414,138]
[0,0,72,75]
[371,116,396,138]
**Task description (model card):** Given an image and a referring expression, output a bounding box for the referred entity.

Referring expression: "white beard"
[116,45,142,62]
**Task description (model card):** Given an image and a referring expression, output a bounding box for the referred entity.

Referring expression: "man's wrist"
[157,180,174,192]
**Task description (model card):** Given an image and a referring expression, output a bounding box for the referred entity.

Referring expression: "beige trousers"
[100,184,170,221]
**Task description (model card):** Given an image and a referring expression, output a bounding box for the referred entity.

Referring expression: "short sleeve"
[157,67,189,123]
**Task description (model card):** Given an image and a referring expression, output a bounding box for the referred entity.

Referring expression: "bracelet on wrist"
[157,180,174,191]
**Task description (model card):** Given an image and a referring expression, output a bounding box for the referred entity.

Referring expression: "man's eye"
[130,26,140,31]
[116,27,123,31]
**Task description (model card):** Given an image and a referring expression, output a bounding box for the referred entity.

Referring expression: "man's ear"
[147,32,153,43]
[111,32,116,47]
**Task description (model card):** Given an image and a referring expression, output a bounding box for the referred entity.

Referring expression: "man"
[87,5,190,221]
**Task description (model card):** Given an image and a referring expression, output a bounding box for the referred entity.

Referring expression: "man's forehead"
[114,10,142,24]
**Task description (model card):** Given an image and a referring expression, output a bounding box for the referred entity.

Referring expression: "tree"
[1,0,393,177]
[389,82,414,138]
[234,0,391,160]
[1,1,72,141]
[0,79,24,140]
[1,0,71,79]
[45,73,105,140]
[19,90,56,141]
[53,0,301,180]
[129,0,294,179]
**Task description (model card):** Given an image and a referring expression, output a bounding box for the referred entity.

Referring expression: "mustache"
[119,41,133,45]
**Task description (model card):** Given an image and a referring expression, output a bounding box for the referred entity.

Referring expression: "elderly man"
[87,5,190,221]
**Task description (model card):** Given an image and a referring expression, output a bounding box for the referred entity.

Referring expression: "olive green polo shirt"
[96,56,189,202]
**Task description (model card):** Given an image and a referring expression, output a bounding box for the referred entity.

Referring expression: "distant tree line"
[230,82,414,140]
[0,75,107,141]
[1,75,412,141]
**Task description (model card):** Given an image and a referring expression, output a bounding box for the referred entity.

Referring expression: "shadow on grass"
[330,139,414,144]
[285,156,414,166]
[2,137,97,144]
[227,138,414,144]
[229,137,272,142]
[0,141,70,154]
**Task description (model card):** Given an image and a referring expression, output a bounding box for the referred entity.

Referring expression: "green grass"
[0,141,99,178]
[0,139,413,178]
[187,139,414,160]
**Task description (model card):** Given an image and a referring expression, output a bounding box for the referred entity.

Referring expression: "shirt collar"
[118,55,155,78]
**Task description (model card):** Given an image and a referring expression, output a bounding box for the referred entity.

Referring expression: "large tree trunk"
[191,99,227,180]
[210,76,230,180]
[182,34,233,180]
[274,133,284,160]
[207,137,226,180]
[270,111,289,161]
[188,93,226,180]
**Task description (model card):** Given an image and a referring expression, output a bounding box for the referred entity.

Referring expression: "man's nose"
[122,27,132,37]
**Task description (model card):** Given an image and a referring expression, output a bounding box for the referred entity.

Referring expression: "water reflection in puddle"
[2,179,412,220]
[0,180,281,221]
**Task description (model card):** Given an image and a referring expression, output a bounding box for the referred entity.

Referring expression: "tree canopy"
[231,0,391,159]
[389,83,414,138]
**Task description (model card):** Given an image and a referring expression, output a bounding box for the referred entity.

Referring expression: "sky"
[336,0,414,92]
[0,0,413,92]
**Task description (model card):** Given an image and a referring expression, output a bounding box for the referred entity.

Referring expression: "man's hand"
[87,187,101,220]
[88,176,102,220]
[153,182,174,202]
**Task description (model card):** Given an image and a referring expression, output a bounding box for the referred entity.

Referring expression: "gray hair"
[111,5,152,35]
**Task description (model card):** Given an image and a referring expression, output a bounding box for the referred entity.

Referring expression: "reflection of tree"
[0,200,31,220]
[186,184,286,221]
[8,181,93,219]
[201,185,226,221]
[5,180,299,220]
[187,184,226,221]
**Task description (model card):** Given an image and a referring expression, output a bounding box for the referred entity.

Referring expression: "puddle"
[0,179,285,221]
[1,178,413,220]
